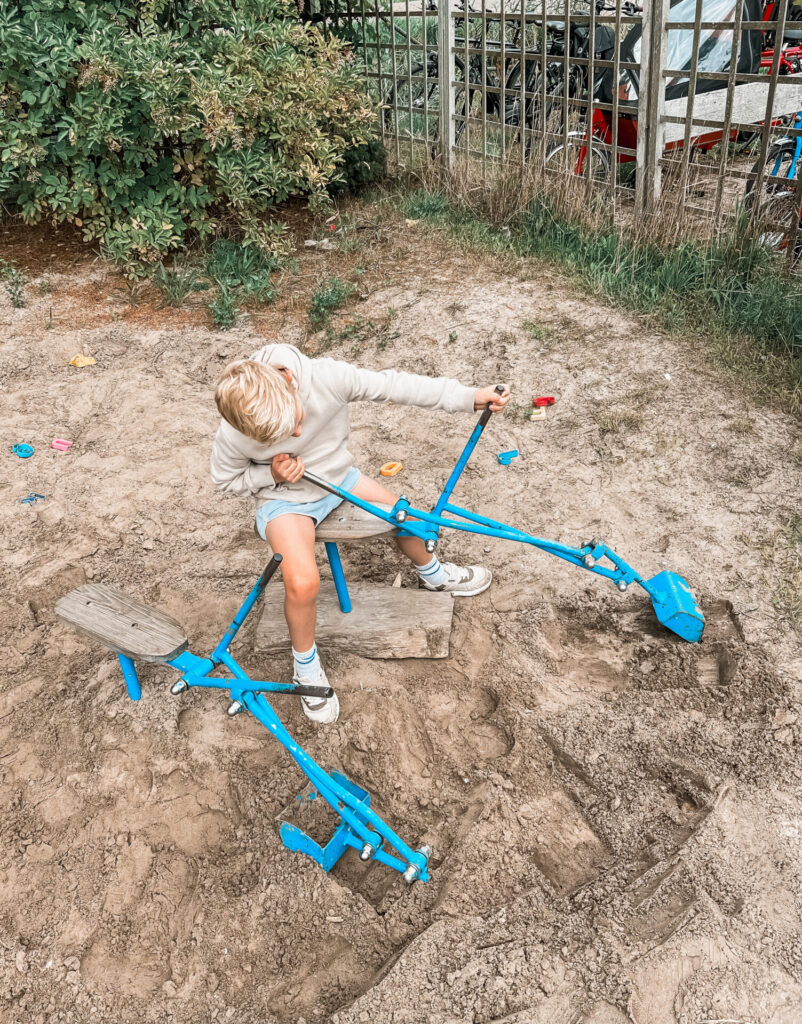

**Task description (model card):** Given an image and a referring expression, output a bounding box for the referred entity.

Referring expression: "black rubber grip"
[479,384,506,428]
[258,552,283,589]
[289,685,335,699]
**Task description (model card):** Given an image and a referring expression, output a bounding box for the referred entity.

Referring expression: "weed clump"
[0,259,27,308]
[309,278,356,329]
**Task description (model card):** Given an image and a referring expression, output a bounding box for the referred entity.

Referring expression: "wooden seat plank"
[255,581,453,659]
[56,584,188,663]
[314,502,397,543]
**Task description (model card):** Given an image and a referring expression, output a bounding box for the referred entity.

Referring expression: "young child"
[210,343,510,725]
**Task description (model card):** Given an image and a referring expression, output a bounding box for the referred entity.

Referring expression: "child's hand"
[474,384,511,413]
[271,453,305,484]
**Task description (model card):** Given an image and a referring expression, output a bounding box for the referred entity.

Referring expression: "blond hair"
[215,360,297,445]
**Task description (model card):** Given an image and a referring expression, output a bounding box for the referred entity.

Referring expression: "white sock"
[416,555,449,588]
[292,643,321,680]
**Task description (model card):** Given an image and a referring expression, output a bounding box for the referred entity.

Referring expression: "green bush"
[0,1,378,274]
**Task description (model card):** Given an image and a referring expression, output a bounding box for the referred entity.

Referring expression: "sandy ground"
[1,203,802,1024]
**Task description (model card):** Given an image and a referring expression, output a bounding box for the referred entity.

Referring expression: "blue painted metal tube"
[118,654,141,701]
[432,418,487,518]
[177,674,331,696]
[303,474,644,590]
[340,832,410,875]
[241,691,382,850]
[324,542,352,614]
[211,554,283,663]
[216,654,425,871]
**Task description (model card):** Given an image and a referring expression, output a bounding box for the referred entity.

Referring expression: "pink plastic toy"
[51,438,73,452]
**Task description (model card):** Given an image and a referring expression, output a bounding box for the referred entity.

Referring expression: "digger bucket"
[643,571,704,643]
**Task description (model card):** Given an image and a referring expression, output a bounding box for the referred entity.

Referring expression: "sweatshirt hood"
[249,343,314,404]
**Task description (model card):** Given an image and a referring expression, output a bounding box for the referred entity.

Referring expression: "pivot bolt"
[395,509,408,523]
[170,679,189,695]
[616,579,629,592]
[402,844,433,884]
[227,700,244,717]
[359,843,375,862]
[582,554,595,569]
[425,539,436,553]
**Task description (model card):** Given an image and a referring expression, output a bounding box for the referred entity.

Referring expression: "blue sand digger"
[304,386,705,645]
[55,388,702,887]
[56,556,432,884]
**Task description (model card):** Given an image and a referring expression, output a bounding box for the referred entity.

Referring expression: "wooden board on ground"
[56,583,188,663]
[255,581,454,659]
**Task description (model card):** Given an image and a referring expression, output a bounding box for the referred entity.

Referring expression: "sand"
[1,203,801,1024]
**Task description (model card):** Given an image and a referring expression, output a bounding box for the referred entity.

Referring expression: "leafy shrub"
[0,1,378,274]
[309,277,355,328]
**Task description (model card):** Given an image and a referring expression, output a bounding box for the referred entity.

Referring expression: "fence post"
[635,0,670,213]
[438,0,455,169]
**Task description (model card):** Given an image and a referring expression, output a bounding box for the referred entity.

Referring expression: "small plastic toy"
[380,461,403,477]
[51,438,73,451]
[12,443,34,459]
[497,449,519,466]
[533,396,556,407]
[21,492,46,505]
[69,354,96,368]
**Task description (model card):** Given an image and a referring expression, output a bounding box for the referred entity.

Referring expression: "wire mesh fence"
[320,0,802,256]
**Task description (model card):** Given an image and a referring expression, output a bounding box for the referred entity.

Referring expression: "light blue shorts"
[255,467,362,540]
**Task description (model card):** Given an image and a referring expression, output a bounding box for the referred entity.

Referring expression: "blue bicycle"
[746,111,802,254]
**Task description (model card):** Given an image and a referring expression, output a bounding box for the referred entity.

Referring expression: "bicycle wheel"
[544,132,611,181]
[384,59,441,145]
[745,140,802,253]
[383,57,468,154]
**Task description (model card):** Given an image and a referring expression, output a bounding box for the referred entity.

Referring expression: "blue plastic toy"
[21,492,46,505]
[56,556,431,884]
[304,386,704,644]
[12,443,34,459]
[497,449,518,466]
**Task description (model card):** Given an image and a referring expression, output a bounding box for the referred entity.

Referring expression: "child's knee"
[285,567,320,603]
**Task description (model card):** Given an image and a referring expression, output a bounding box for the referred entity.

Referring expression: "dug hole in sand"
[1,208,801,1024]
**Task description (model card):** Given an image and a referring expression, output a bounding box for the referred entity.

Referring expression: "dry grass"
[593,408,643,435]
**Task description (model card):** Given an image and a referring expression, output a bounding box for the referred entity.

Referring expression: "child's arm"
[210,424,277,496]
[327,361,509,414]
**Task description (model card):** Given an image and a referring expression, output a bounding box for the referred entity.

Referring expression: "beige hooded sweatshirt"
[210,343,478,509]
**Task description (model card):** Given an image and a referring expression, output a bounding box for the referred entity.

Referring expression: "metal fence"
[322,0,802,250]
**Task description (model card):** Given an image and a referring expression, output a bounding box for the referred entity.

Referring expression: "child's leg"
[262,513,339,724]
[349,476,492,596]
[349,475,429,566]
[263,513,319,650]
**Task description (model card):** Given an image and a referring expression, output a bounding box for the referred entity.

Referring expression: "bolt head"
[425,539,435,553]
[582,554,595,569]
[616,579,628,592]
[170,679,188,695]
[227,700,244,717]
[359,843,374,862]
[395,509,407,523]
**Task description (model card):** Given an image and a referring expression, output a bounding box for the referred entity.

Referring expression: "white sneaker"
[420,562,492,597]
[295,664,340,724]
